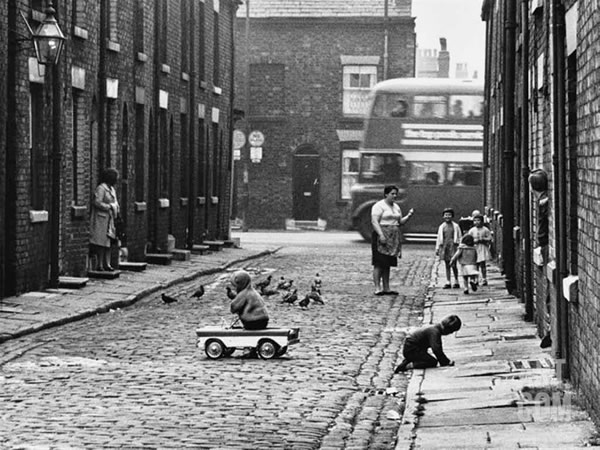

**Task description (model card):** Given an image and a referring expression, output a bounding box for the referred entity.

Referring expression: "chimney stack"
[437,37,450,78]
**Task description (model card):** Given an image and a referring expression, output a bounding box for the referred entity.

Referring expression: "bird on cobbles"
[298,295,310,309]
[307,290,324,305]
[191,285,205,299]
[311,273,322,294]
[226,286,236,300]
[261,286,278,297]
[161,293,178,304]
[278,278,294,291]
[281,288,298,304]
[255,275,272,291]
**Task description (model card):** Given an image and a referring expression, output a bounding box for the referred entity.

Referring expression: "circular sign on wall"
[232,130,246,150]
[248,130,265,147]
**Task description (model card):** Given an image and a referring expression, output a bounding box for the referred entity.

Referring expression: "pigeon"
[276,277,288,290]
[261,287,278,297]
[191,285,205,298]
[161,293,178,304]
[298,295,310,309]
[255,275,272,291]
[307,290,324,305]
[278,279,294,291]
[281,288,298,304]
[310,284,322,296]
[226,286,236,300]
[311,273,322,293]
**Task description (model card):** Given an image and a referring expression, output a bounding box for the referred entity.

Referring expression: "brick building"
[482,0,600,424]
[233,0,415,230]
[1,0,237,297]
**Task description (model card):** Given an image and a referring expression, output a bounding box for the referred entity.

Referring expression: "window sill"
[73,26,89,40]
[106,40,121,53]
[136,52,149,63]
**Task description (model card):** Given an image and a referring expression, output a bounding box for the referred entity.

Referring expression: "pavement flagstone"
[395,262,598,449]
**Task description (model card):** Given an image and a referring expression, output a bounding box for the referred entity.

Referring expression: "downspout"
[383,0,389,79]
[481,0,492,210]
[550,0,568,375]
[187,1,196,249]
[152,1,161,249]
[227,1,241,240]
[502,0,517,293]
[521,0,533,320]
[99,0,107,172]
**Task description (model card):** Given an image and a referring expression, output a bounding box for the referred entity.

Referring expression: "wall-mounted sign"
[233,130,246,150]
[248,130,265,147]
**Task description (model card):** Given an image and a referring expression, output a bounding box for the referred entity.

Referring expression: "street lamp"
[32,6,66,65]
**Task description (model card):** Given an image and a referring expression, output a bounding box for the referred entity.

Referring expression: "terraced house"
[1,0,237,297]
[482,0,600,424]
[232,0,416,230]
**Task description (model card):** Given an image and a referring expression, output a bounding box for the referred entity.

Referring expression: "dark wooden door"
[293,152,320,220]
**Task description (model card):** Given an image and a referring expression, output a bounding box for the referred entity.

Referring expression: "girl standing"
[451,234,479,294]
[90,168,120,271]
[435,208,462,289]
[468,212,492,285]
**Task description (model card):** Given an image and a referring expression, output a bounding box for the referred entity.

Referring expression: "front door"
[293,146,320,220]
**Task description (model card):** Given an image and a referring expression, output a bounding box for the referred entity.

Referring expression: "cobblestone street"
[0,235,434,449]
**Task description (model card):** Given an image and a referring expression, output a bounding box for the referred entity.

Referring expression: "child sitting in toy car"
[229,270,270,330]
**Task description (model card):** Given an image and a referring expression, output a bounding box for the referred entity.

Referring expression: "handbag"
[114,215,126,241]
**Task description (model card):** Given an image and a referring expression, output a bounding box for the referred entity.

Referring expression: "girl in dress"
[450,234,479,294]
[468,212,492,285]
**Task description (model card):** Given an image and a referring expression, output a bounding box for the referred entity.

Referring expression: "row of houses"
[0,0,237,297]
[482,0,600,424]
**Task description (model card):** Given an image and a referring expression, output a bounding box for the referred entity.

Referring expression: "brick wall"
[1,0,235,295]
[234,17,415,230]
[0,0,6,295]
[483,0,600,427]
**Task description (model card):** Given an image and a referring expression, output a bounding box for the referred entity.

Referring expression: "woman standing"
[90,168,120,271]
[371,185,414,296]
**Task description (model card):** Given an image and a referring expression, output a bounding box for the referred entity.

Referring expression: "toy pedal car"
[196,326,300,360]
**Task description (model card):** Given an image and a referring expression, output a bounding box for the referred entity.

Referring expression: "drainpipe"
[502,0,517,293]
[187,2,196,249]
[481,1,492,209]
[521,0,533,320]
[98,0,107,172]
[383,0,389,79]
[550,0,568,376]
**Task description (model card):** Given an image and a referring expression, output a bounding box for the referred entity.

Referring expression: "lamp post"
[29,4,65,288]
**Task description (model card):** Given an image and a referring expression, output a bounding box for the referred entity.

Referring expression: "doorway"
[292,145,320,220]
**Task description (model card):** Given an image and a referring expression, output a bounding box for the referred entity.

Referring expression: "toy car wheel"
[205,339,226,359]
[257,339,278,360]
[277,346,288,357]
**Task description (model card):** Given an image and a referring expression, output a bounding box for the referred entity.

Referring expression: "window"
[213,10,220,86]
[29,83,45,210]
[449,95,484,118]
[341,149,359,200]
[134,0,145,55]
[135,104,145,201]
[181,0,189,73]
[180,113,189,197]
[198,2,206,83]
[343,65,376,116]
[413,96,447,118]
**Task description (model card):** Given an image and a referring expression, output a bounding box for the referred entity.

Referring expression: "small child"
[468,212,492,285]
[451,234,479,294]
[394,315,462,372]
[229,270,270,330]
[435,208,462,289]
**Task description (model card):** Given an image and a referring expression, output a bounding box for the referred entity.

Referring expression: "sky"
[412,0,486,79]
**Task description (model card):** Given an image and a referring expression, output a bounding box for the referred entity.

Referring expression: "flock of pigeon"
[161,272,324,310]
[253,273,324,309]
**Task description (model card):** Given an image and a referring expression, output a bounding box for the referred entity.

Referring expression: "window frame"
[342,65,377,117]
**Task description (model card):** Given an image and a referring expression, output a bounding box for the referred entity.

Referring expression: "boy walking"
[394,315,462,372]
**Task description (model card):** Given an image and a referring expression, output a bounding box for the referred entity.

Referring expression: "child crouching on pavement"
[229,270,269,330]
[394,315,462,372]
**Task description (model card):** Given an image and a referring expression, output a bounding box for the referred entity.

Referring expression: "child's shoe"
[482,279,488,286]
[463,289,469,294]
[443,283,451,289]
[395,359,410,373]
[452,283,461,289]
[470,281,478,292]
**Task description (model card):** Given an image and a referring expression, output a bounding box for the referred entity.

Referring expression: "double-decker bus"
[350,78,484,241]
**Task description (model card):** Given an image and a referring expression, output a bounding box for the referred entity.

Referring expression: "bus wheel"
[356,210,374,242]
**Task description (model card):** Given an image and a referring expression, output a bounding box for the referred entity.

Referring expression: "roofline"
[235,16,415,25]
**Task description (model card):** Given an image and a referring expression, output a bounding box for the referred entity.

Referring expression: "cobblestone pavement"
[0,236,434,449]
